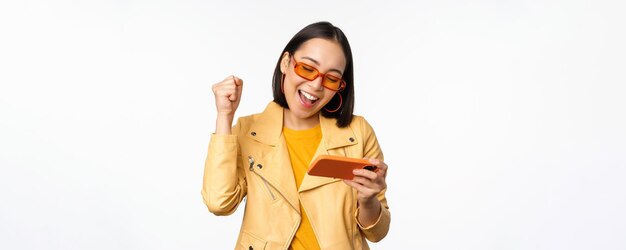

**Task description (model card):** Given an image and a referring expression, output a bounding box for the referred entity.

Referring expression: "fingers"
[353,158,388,179]
[365,158,388,178]
[213,83,238,101]
[351,172,386,191]
[343,179,361,191]
[343,179,381,199]
[229,76,243,102]
[351,175,374,186]
[350,167,386,190]
[214,75,243,89]
[353,168,378,180]
[345,158,389,201]
[212,75,244,114]
[343,179,373,193]
[213,75,243,101]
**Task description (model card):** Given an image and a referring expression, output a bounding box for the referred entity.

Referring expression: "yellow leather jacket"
[202,102,390,249]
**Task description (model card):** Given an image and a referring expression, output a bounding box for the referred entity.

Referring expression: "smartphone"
[307,155,378,180]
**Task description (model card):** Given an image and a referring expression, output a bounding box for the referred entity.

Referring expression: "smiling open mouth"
[299,89,319,107]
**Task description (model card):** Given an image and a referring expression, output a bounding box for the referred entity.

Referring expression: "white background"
[1,1,625,249]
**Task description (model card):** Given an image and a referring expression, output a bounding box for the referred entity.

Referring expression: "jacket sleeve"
[201,120,247,216]
[355,117,391,242]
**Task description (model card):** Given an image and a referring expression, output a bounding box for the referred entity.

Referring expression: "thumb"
[232,76,243,87]
[233,76,243,101]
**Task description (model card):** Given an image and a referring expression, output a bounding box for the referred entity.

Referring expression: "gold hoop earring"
[324,93,343,113]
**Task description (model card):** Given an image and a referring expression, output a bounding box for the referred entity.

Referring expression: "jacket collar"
[246,102,359,200]
[246,102,283,146]
[247,102,358,149]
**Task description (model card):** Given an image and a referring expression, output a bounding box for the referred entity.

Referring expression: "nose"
[309,75,324,91]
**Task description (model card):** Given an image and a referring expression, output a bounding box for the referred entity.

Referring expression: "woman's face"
[280,38,347,120]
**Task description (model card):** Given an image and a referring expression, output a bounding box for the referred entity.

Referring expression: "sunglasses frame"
[290,55,346,92]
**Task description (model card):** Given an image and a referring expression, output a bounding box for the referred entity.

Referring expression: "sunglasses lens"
[294,61,344,91]
[295,63,318,81]
[323,75,342,91]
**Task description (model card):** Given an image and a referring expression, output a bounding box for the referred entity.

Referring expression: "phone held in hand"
[307,155,378,180]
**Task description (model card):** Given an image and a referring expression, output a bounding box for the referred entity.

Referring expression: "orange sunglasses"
[291,56,346,91]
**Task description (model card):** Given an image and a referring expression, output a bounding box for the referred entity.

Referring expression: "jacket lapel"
[245,102,360,207]
[246,102,300,211]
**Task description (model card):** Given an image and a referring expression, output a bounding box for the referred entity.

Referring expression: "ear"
[279,52,290,74]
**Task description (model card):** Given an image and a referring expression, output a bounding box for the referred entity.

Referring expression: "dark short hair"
[272,21,354,128]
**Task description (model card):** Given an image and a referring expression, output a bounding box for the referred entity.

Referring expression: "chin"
[293,108,319,119]
[286,99,320,117]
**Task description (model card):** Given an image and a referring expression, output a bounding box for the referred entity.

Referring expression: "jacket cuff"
[210,133,238,144]
[354,205,391,242]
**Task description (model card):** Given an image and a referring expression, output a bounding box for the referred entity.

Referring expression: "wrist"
[359,197,381,210]
[215,114,234,135]
[217,112,235,120]
[357,198,382,227]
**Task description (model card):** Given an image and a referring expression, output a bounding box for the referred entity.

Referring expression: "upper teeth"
[301,90,319,101]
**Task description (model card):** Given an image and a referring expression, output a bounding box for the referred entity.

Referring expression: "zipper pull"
[248,156,254,171]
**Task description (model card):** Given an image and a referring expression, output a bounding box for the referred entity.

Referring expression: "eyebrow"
[301,56,343,75]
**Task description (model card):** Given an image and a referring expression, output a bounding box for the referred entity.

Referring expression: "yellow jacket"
[202,102,390,250]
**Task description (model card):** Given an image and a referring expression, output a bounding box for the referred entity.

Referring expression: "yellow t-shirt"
[283,124,322,250]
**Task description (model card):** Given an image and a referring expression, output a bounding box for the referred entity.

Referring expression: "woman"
[202,21,390,250]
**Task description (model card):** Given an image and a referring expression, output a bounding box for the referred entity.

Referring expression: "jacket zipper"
[259,176,276,200]
[248,156,299,250]
[248,156,276,201]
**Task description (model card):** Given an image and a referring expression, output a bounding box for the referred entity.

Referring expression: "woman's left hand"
[343,158,388,206]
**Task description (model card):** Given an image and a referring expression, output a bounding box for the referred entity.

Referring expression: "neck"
[283,109,320,130]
